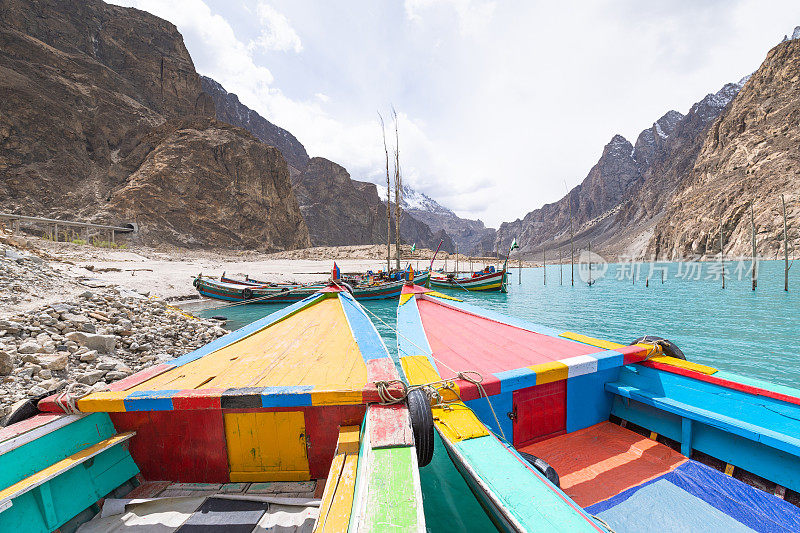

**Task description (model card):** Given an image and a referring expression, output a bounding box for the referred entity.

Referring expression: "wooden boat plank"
[416,297,600,377]
[0,431,135,505]
[606,382,800,456]
[451,433,604,532]
[316,426,360,533]
[361,446,422,531]
[128,296,368,393]
[0,414,83,455]
[367,404,413,449]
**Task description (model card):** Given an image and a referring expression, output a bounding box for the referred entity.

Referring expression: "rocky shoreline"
[0,240,225,420]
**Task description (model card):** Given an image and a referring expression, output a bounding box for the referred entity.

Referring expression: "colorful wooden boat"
[396,283,800,532]
[195,270,431,303]
[1,286,425,532]
[429,266,509,292]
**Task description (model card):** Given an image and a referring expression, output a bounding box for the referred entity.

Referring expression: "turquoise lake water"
[199,259,800,388]
[196,259,798,531]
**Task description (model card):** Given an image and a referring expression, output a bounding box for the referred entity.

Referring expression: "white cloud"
[107,0,800,227]
[405,0,496,37]
[249,2,303,53]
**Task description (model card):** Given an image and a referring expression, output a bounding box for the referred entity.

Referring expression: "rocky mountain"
[200,76,310,173]
[647,37,800,259]
[198,75,457,252]
[496,77,748,259]
[398,185,495,255]
[0,0,309,250]
[292,158,454,251]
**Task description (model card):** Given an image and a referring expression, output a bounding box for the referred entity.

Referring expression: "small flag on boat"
[332,262,341,280]
[510,238,519,251]
[407,265,415,282]
[411,243,416,253]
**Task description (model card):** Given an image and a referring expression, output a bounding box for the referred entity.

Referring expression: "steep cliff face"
[0,0,309,250]
[648,39,800,259]
[292,157,388,246]
[106,117,310,249]
[200,76,309,173]
[497,132,647,253]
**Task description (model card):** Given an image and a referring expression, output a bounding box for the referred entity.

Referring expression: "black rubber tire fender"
[407,389,434,467]
[340,282,354,295]
[518,452,560,488]
[630,335,685,360]
[242,288,253,300]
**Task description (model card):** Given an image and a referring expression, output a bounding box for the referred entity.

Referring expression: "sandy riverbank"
[26,238,533,304]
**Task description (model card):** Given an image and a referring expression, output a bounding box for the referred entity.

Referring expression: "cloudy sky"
[111,0,800,227]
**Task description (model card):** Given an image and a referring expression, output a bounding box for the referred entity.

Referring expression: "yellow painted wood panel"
[433,403,489,442]
[224,411,310,482]
[648,355,718,375]
[529,361,569,384]
[314,425,361,532]
[129,297,368,392]
[560,331,624,350]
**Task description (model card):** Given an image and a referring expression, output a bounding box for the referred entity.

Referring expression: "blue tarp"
[587,461,800,533]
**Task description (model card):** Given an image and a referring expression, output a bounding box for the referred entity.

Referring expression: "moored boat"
[1,286,425,532]
[195,270,431,303]
[396,283,800,532]
[429,266,508,292]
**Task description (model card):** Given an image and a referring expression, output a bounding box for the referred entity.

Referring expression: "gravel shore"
[0,237,225,419]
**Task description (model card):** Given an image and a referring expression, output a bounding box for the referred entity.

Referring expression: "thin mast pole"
[393,109,401,271]
[379,112,391,274]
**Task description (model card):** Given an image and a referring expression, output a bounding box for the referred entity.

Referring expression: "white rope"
[354,290,508,441]
[54,382,99,414]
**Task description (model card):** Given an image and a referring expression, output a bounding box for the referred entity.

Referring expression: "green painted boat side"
[0,413,115,488]
[0,413,139,533]
[362,446,422,531]
[447,434,602,532]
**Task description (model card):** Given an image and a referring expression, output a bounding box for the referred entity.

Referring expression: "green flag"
[411,243,416,253]
[510,238,519,251]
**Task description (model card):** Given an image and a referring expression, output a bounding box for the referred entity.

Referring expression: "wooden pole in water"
[456,243,459,276]
[543,248,546,285]
[518,255,522,284]
[720,222,725,289]
[559,250,563,285]
[588,241,593,286]
[569,196,574,286]
[470,256,473,274]
[751,201,757,291]
[783,194,789,291]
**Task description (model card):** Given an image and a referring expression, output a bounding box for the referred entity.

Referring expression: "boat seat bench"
[605,382,800,457]
[0,432,135,523]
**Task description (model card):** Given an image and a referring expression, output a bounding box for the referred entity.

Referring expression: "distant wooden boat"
[195,270,431,303]
[3,286,424,531]
[429,266,508,292]
[396,283,800,531]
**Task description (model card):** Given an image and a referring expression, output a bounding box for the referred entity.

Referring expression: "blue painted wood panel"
[466,391,513,442]
[566,368,620,433]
